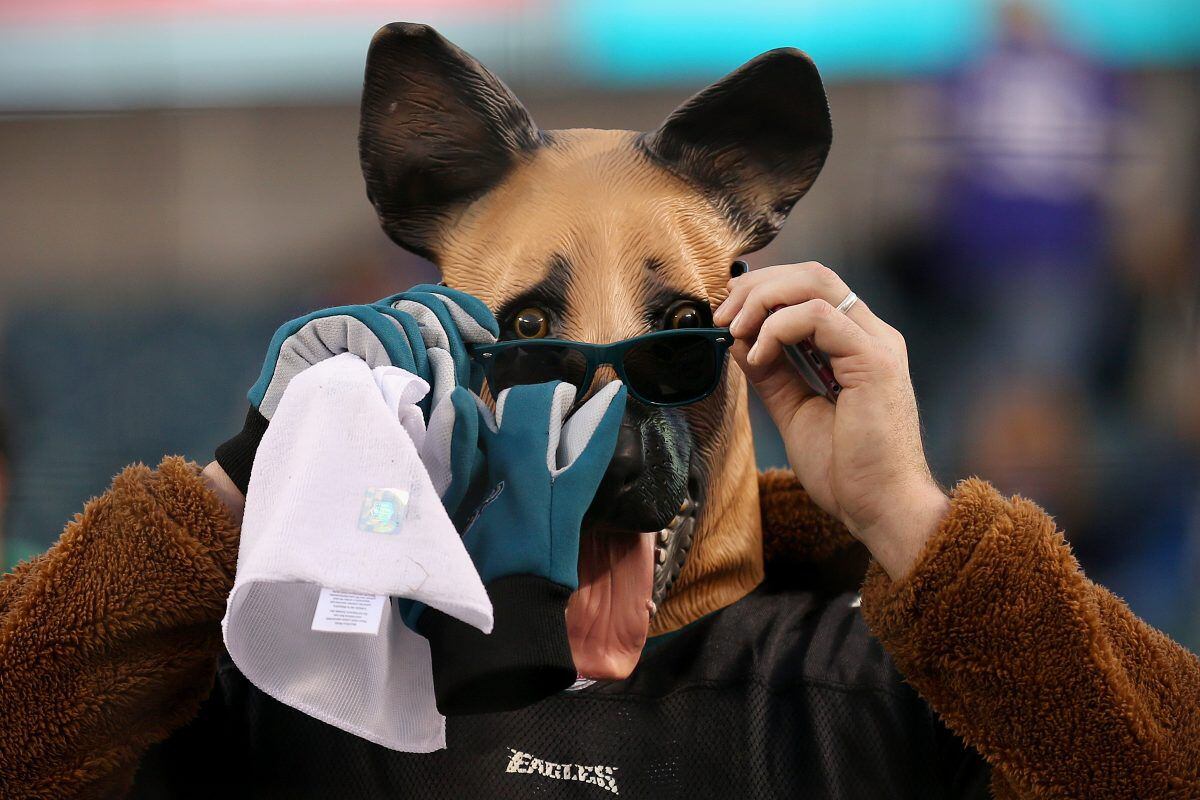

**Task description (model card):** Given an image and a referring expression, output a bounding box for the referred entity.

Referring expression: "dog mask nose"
[587,401,690,532]
[606,421,645,491]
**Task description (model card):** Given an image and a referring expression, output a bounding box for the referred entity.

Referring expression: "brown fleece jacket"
[0,459,241,800]
[2,459,1198,799]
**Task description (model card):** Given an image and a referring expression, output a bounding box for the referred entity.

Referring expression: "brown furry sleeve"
[758,468,859,562]
[859,477,1200,799]
[758,468,870,595]
[0,457,239,799]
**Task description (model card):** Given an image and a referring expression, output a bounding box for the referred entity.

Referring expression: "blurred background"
[0,0,1197,647]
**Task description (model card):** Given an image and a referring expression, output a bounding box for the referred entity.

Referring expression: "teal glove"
[216,304,424,494]
[216,287,498,503]
[374,284,497,391]
[374,285,499,512]
[416,379,627,714]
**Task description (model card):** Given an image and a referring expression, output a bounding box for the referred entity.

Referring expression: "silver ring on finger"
[835,291,859,315]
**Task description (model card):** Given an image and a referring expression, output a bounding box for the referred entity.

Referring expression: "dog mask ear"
[642,48,832,254]
[359,23,542,260]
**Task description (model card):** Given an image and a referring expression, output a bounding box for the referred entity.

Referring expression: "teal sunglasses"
[470,328,733,407]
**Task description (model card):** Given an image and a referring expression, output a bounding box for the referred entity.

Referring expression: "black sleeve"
[929,709,993,799]
[129,654,255,800]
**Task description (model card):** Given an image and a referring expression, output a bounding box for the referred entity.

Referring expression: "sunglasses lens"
[623,334,720,404]
[483,343,589,397]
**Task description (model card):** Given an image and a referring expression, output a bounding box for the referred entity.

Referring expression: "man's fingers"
[729,337,776,386]
[723,262,851,336]
[715,262,890,340]
[716,262,831,326]
[713,273,753,326]
[715,262,786,324]
[746,299,874,376]
[731,336,824,429]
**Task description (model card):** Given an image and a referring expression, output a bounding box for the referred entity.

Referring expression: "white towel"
[222,353,492,752]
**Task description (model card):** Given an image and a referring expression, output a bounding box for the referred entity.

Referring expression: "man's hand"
[715,262,949,580]
[201,461,245,524]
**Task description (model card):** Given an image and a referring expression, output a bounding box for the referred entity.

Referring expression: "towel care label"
[311,588,388,634]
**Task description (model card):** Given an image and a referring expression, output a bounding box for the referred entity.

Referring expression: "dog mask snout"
[588,401,691,533]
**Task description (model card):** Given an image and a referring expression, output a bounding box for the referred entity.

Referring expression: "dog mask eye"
[665,302,704,330]
[512,307,550,338]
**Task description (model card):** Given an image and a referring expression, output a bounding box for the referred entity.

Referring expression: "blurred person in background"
[924,0,1123,413]
[876,0,1198,645]
[905,2,1200,642]
[934,1,1121,372]
[1108,210,1200,647]
[896,0,1127,497]
[936,2,1200,645]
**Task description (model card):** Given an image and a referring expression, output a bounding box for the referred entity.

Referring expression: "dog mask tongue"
[566,529,655,679]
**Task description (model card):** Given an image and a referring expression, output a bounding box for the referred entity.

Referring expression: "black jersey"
[131,576,991,799]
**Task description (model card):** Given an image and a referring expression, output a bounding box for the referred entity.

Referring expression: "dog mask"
[359,23,831,679]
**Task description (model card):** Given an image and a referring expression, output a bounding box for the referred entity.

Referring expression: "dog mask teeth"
[651,499,698,613]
